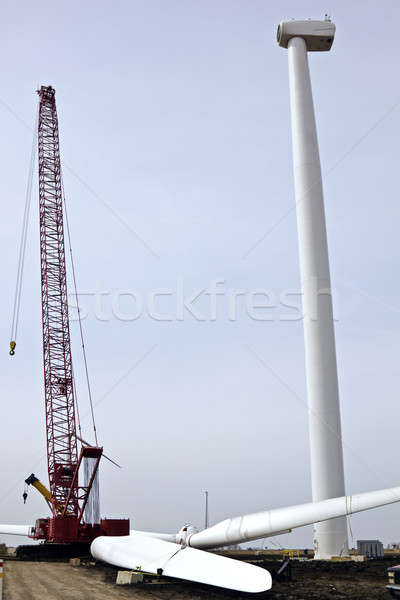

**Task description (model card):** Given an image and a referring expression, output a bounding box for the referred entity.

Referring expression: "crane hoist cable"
[9,107,38,356]
[62,178,98,446]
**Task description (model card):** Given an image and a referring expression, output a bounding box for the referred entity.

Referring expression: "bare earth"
[2,558,395,600]
[3,562,244,600]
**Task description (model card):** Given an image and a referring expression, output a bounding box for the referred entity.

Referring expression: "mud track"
[2,557,395,600]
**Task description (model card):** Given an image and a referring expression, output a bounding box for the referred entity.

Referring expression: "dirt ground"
[2,557,396,600]
[269,557,394,599]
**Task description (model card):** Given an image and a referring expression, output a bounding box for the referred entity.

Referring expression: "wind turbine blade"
[189,485,400,549]
[0,524,32,537]
[91,533,271,593]
[129,529,177,543]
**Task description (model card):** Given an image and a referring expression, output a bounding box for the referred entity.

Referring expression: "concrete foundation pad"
[116,571,144,585]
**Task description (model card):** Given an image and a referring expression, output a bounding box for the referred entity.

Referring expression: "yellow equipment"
[282,549,301,561]
[24,473,69,515]
[9,341,16,356]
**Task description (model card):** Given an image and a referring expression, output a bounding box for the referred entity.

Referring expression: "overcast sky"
[1,0,400,550]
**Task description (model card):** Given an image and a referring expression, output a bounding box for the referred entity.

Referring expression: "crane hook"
[9,340,16,356]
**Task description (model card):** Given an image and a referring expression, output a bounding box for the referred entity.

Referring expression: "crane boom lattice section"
[38,85,79,518]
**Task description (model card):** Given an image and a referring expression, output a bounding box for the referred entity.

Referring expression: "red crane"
[24,86,128,549]
[38,84,81,520]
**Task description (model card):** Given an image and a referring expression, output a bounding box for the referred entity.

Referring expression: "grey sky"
[1,0,399,549]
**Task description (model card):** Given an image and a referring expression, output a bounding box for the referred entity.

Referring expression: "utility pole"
[204,491,209,529]
[277,19,349,559]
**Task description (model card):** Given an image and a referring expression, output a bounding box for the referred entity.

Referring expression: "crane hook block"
[9,340,16,356]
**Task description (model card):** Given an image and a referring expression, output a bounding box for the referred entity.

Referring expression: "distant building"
[357,540,384,558]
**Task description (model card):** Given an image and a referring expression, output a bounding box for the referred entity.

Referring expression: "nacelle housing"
[277,19,335,51]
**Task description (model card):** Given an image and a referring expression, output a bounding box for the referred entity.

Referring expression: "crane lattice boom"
[38,86,79,518]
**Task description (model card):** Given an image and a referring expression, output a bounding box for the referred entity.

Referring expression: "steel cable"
[62,180,98,445]
[9,106,38,351]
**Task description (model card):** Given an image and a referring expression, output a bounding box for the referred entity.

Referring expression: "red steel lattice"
[38,85,79,518]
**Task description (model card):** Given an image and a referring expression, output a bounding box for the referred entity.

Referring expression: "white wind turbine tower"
[277,18,349,559]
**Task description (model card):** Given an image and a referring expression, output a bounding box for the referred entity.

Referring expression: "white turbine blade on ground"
[91,532,272,593]
[189,485,400,549]
[129,529,177,543]
[0,524,32,536]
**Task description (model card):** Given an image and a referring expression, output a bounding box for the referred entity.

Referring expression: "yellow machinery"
[25,473,69,515]
[282,549,301,561]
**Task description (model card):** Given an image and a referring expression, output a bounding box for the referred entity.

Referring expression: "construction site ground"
[2,551,399,600]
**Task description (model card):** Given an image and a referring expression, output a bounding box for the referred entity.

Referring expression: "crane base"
[16,542,91,561]
[30,517,130,544]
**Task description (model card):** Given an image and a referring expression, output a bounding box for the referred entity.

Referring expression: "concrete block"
[69,558,80,566]
[352,555,366,562]
[116,571,144,585]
